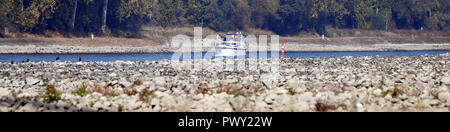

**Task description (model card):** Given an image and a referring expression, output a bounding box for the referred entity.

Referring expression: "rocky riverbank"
[0,54,449,112]
[1,43,449,54]
[0,45,170,54]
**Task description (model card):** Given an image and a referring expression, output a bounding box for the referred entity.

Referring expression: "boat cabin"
[224,33,245,42]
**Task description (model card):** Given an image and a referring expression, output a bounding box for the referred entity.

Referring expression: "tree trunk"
[21,0,24,11]
[429,9,431,17]
[385,8,393,31]
[101,0,108,36]
[5,27,8,35]
[71,0,78,30]
[385,9,389,31]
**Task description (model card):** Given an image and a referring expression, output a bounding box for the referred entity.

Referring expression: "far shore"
[0,36,449,54]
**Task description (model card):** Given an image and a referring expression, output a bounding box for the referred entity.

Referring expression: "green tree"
[249,0,280,29]
[0,0,10,28]
[47,0,77,32]
[392,0,435,29]
[115,0,154,29]
[370,13,386,30]
[227,0,251,30]
[310,0,349,33]
[158,0,177,28]
[185,0,209,27]
[75,0,102,35]
[348,0,376,29]
[436,0,450,31]
[6,0,57,32]
[2,0,450,37]
[276,0,309,35]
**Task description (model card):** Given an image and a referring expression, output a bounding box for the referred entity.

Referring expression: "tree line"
[0,0,448,37]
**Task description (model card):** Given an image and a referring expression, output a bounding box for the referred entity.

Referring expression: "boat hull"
[215,48,246,57]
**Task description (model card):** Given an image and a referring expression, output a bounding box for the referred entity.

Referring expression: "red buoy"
[281,40,285,59]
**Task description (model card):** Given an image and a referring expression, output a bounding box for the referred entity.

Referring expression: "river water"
[0,50,449,62]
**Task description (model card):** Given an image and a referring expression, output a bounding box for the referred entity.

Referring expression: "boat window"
[225,34,243,42]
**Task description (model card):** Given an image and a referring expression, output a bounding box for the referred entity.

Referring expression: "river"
[0,50,449,62]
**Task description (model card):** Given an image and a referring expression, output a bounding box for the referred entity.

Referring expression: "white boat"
[215,33,247,57]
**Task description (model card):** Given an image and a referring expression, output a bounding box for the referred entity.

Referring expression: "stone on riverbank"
[0,53,448,112]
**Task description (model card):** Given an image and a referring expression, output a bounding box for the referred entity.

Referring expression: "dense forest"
[0,0,449,37]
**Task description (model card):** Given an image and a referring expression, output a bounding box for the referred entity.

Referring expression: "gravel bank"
[0,54,449,112]
[0,45,170,54]
[1,43,449,53]
[282,43,450,52]
[1,36,450,53]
